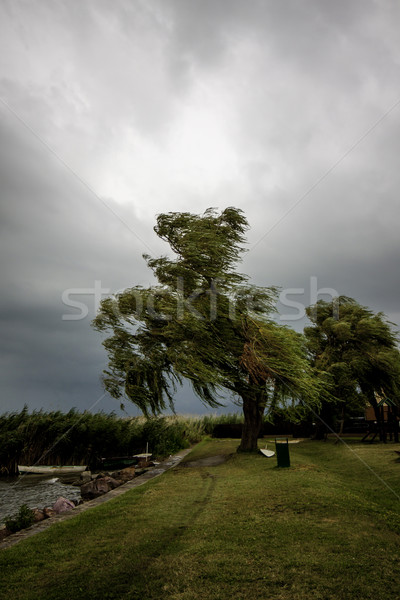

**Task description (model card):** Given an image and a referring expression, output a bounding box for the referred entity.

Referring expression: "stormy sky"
[1,0,400,416]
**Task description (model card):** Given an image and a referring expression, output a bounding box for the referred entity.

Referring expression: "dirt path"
[180,454,229,468]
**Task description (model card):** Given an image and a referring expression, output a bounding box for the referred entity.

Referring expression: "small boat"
[101,453,153,471]
[18,465,86,475]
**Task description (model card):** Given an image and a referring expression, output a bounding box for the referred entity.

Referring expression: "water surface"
[0,474,81,522]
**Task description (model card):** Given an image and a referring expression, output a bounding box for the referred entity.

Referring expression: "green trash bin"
[275,438,290,467]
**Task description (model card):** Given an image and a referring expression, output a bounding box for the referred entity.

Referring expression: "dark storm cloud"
[1,0,400,415]
[0,112,157,414]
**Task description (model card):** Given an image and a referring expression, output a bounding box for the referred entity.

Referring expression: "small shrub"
[4,504,35,533]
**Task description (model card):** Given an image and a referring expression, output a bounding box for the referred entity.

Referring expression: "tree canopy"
[304,296,400,439]
[93,207,323,451]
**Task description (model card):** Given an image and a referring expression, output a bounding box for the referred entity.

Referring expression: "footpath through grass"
[1,437,400,600]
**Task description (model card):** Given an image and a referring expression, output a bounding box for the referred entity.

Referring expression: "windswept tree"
[93,207,322,451]
[304,297,400,440]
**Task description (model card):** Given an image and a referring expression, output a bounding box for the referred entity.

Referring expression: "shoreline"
[0,448,192,551]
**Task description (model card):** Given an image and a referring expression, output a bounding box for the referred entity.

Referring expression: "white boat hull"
[18,465,86,475]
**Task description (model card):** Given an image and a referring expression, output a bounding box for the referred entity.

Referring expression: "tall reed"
[0,409,242,473]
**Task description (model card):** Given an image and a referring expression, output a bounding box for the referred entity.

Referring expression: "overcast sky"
[1,0,400,416]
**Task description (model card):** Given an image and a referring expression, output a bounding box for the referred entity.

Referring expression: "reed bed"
[0,409,247,475]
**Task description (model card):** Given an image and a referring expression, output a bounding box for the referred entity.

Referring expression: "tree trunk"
[237,394,264,452]
[334,405,345,444]
[370,397,385,442]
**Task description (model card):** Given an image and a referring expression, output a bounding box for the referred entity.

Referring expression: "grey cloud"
[1,0,400,415]
[0,1,179,149]
[0,111,157,414]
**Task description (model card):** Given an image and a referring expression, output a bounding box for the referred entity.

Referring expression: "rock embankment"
[0,463,154,541]
[0,450,192,550]
[78,461,155,499]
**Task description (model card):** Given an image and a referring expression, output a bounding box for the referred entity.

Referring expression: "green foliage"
[4,504,35,533]
[0,409,153,469]
[199,412,244,434]
[304,297,400,431]
[0,405,28,474]
[140,418,188,456]
[93,207,323,450]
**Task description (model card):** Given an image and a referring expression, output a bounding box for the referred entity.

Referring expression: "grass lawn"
[1,437,400,599]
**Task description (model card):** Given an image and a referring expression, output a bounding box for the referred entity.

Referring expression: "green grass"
[1,438,400,599]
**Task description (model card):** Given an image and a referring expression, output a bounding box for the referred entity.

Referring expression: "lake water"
[0,474,82,523]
